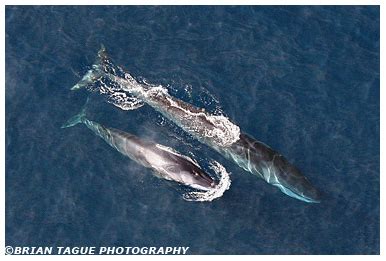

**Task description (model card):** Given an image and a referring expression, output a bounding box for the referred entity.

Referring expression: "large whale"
[71,46,321,203]
[61,102,218,193]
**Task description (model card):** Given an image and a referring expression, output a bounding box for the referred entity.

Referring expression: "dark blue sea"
[5,6,379,254]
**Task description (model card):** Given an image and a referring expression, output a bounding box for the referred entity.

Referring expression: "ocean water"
[5,6,379,254]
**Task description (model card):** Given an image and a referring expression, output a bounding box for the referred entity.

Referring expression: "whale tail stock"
[71,44,108,91]
[61,98,89,128]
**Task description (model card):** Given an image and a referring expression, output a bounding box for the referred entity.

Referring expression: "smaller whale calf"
[61,100,220,195]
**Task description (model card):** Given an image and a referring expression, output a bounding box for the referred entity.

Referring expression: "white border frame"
[1,1,383,259]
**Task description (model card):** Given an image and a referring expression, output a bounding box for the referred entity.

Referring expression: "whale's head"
[176,163,218,191]
[188,168,218,191]
[231,133,322,203]
[268,157,322,203]
[163,159,217,191]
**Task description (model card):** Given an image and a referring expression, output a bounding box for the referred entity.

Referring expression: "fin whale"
[71,46,321,203]
[61,100,218,193]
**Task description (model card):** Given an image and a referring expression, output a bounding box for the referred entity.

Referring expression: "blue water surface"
[5,6,379,254]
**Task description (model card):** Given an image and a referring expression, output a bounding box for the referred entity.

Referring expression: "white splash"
[98,77,144,111]
[108,91,144,111]
[182,161,231,202]
[163,93,240,147]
